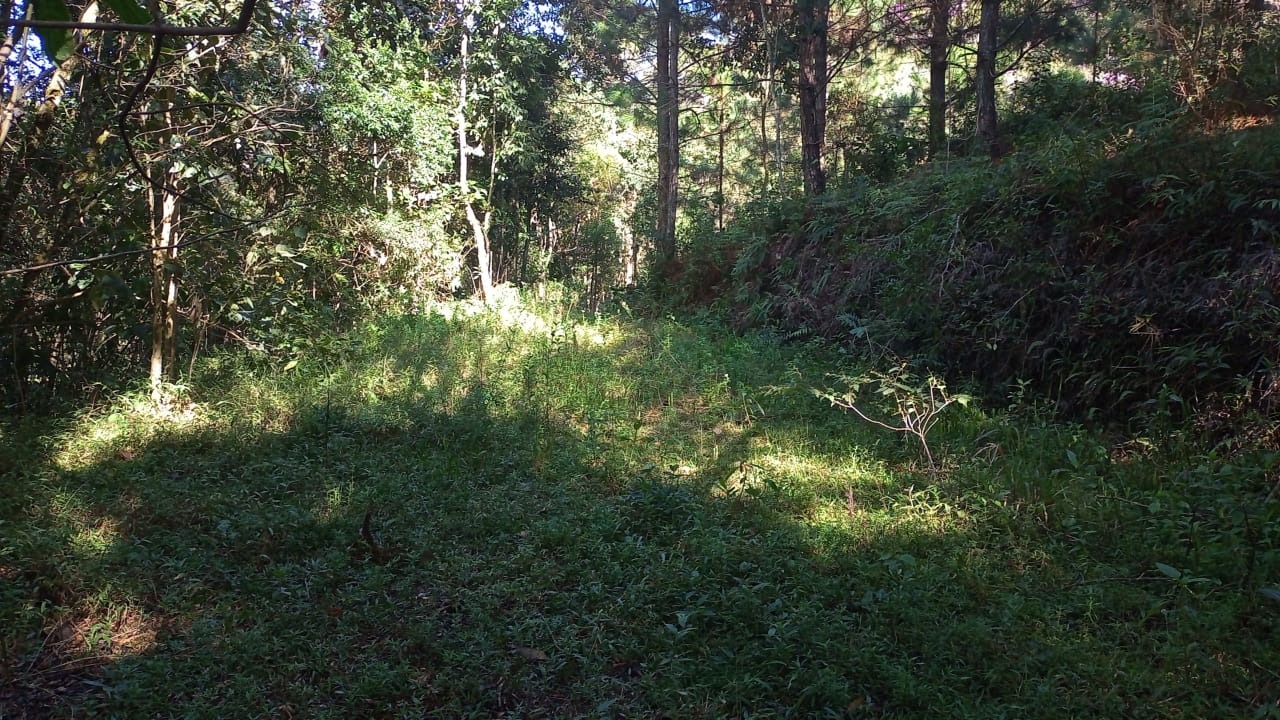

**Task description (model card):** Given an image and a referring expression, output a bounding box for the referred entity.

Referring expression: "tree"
[456,0,495,301]
[0,0,331,408]
[796,0,830,195]
[975,0,1000,157]
[927,0,951,157]
[655,0,680,272]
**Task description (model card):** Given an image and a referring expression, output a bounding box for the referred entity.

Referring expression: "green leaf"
[1155,562,1181,580]
[32,0,74,62]
[101,0,151,25]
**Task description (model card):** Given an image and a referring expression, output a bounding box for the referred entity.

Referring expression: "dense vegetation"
[2,0,1278,716]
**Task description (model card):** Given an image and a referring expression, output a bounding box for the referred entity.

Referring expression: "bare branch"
[0,207,295,276]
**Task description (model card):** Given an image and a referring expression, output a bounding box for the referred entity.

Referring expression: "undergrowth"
[725,79,1280,436]
[2,290,1278,718]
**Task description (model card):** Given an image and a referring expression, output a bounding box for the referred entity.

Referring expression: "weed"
[817,360,971,474]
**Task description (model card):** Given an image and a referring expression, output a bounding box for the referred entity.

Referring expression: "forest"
[1,0,1279,716]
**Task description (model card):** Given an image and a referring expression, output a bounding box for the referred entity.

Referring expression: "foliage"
[733,105,1280,433]
[817,359,971,473]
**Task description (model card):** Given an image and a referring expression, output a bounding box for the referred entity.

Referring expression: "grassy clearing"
[2,291,1278,719]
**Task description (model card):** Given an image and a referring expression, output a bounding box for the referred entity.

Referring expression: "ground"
[2,295,1277,719]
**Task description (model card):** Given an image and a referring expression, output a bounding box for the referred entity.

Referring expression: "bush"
[729,115,1280,434]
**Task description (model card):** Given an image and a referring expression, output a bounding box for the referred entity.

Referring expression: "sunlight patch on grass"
[315,481,356,522]
[46,489,95,528]
[50,605,162,662]
[67,518,122,558]
[50,411,140,470]
[754,452,845,479]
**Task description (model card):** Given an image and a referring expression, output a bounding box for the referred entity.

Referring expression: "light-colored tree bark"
[456,0,494,302]
[149,82,180,404]
[149,167,180,402]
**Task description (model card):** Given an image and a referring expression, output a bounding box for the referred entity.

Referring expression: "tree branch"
[0,210,291,276]
[5,0,258,36]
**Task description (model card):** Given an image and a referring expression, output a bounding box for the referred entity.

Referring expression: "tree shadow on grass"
[2,314,1276,719]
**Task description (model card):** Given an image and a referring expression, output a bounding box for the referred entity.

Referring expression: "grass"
[2,289,1278,719]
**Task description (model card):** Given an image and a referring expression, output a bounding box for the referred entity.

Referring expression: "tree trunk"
[655,0,679,274]
[717,81,726,232]
[1151,0,1172,51]
[975,0,1001,158]
[457,3,494,302]
[758,0,774,198]
[759,77,769,197]
[0,2,27,152]
[150,83,180,404]
[149,167,179,403]
[927,0,950,159]
[519,208,533,286]
[617,214,637,286]
[797,0,829,196]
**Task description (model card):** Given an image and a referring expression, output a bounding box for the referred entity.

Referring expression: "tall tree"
[975,0,1000,156]
[148,86,180,402]
[796,0,829,195]
[456,0,495,301]
[655,0,680,272]
[927,0,951,158]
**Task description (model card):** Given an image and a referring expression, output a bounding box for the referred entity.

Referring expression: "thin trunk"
[976,0,1001,158]
[1090,2,1100,83]
[589,236,601,312]
[655,0,680,273]
[457,4,493,302]
[758,0,773,197]
[1151,0,1170,51]
[759,80,769,197]
[717,82,725,232]
[150,80,179,403]
[0,1,26,150]
[927,0,950,159]
[544,217,557,284]
[617,214,636,286]
[797,0,829,196]
[519,206,535,284]
[774,94,782,187]
[150,168,179,402]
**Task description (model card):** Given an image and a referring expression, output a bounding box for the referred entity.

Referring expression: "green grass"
[2,291,1278,719]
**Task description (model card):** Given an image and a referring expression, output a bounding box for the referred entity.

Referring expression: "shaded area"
[2,307,1278,718]
[734,114,1280,428]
